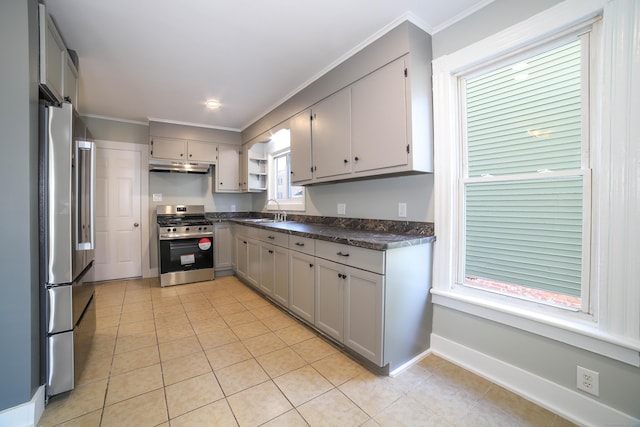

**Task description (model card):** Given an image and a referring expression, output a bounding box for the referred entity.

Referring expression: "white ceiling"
[44,0,490,131]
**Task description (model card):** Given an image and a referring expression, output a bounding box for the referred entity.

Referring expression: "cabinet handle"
[243,241,247,244]
[268,250,274,254]
[338,273,347,279]
[336,251,350,257]
[295,242,305,247]
[268,235,275,239]
[309,263,314,268]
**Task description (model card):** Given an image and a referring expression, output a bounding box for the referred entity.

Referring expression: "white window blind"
[462,38,588,303]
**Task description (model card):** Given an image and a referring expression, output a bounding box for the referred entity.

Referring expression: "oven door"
[159,236,213,274]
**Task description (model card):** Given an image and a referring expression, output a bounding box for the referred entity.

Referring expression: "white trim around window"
[432,0,640,366]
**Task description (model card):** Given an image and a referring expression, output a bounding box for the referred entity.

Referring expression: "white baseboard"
[430,334,639,427]
[0,385,45,427]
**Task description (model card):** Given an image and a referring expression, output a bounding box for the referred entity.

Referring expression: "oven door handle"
[159,233,213,240]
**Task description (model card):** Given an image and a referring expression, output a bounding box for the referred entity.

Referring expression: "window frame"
[455,33,593,313]
[267,147,306,212]
[431,0,640,366]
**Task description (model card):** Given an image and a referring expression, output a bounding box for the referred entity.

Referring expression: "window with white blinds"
[460,36,590,309]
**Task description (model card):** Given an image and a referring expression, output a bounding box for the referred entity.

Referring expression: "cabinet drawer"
[260,229,289,247]
[235,224,260,239]
[289,236,315,255]
[315,240,384,274]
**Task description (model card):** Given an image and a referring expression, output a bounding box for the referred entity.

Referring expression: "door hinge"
[406,144,410,154]
[404,68,408,77]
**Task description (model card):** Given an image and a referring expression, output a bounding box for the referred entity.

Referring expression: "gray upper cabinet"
[216,144,242,192]
[290,109,313,184]
[39,4,77,105]
[247,21,433,185]
[63,53,78,106]
[150,137,218,164]
[351,58,408,174]
[312,88,352,180]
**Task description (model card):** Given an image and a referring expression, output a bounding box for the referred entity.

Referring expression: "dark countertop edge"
[224,218,436,251]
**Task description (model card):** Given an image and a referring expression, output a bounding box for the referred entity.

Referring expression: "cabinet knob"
[309,263,314,268]
[180,153,184,157]
[354,156,359,161]
[344,159,348,164]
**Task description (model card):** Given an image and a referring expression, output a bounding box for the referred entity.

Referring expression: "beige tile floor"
[38,276,575,427]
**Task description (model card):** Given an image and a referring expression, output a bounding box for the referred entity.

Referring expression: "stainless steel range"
[156,205,214,287]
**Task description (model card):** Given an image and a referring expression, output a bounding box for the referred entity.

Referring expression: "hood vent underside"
[149,159,210,174]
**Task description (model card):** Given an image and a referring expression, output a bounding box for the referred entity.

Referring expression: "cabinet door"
[235,235,248,279]
[214,222,233,271]
[345,267,384,365]
[273,246,289,307]
[351,58,408,173]
[246,238,261,287]
[187,140,217,163]
[260,244,275,296]
[289,251,315,323]
[150,137,186,160]
[63,52,78,105]
[39,5,65,103]
[290,109,313,183]
[216,144,242,192]
[312,88,352,179]
[315,259,344,342]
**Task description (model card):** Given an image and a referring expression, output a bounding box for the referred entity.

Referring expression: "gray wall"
[83,115,149,144]
[429,0,640,419]
[431,0,563,58]
[0,0,41,411]
[434,306,640,418]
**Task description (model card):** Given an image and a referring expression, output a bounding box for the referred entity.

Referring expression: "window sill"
[431,287,640,367]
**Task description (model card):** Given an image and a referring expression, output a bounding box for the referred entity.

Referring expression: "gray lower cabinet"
[234,234,248,279]
[234,225,260,287]
[260,243,289,306]
[214,222,233,274]
[259,229,290,306]
[232,224,433,374]
[315,245,384,366]
[246,239,260,287]
[288,250,315,324]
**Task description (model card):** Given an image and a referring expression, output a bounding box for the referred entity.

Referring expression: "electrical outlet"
[230,204,236,212]
[152,193,163,202]
[337,203,346,215]
[398,202,407,218]
[577,366,599,396]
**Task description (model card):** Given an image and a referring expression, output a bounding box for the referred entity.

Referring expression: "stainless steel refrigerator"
[39,101,96,399]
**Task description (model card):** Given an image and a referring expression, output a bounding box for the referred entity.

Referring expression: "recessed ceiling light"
[206,99,221,109]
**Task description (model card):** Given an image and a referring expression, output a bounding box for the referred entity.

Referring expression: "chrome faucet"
[266,198,287,222]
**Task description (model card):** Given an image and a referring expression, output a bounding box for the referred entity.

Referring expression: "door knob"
[134,222,139,227]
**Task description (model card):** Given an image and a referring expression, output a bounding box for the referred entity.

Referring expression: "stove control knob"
[186,227,190,231]
[166,228,171,232]
[198,227,202,231]
[172,228,176,232]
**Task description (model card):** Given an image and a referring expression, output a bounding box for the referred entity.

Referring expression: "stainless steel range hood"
[149,159,210,173]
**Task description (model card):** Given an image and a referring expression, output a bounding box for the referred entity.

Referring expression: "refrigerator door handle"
[76,140,95,251]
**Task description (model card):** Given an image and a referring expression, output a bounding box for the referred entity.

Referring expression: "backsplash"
[206,212,434,236]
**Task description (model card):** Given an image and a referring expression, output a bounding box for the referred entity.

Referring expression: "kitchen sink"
[239,218,276,223]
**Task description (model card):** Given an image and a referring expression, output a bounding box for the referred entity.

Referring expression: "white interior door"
[94,147,142,281]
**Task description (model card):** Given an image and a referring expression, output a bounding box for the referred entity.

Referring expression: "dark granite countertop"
[226,217,435,251]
